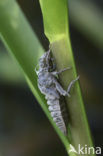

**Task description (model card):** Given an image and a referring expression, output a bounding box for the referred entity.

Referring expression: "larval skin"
[35,49,79,136]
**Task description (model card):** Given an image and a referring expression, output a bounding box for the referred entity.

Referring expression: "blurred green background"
[0,0,103,155]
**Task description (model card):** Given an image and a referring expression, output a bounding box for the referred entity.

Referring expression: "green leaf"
[0,52,24,84]
[39,0,68,42]
[0,0,75,155]
[39,0,95,156]
[0,0,45,118]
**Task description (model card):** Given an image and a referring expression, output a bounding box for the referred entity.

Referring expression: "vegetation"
[0,0,97,155]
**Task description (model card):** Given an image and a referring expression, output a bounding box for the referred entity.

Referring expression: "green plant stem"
[51,39,94,156]
[39,0,95,155]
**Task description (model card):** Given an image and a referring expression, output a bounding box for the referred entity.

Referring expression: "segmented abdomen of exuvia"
[38,70,67,135]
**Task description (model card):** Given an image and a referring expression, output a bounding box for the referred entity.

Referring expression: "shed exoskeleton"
[35,49,79,135]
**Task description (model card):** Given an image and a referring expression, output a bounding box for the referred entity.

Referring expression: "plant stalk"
[39,0,95,155]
